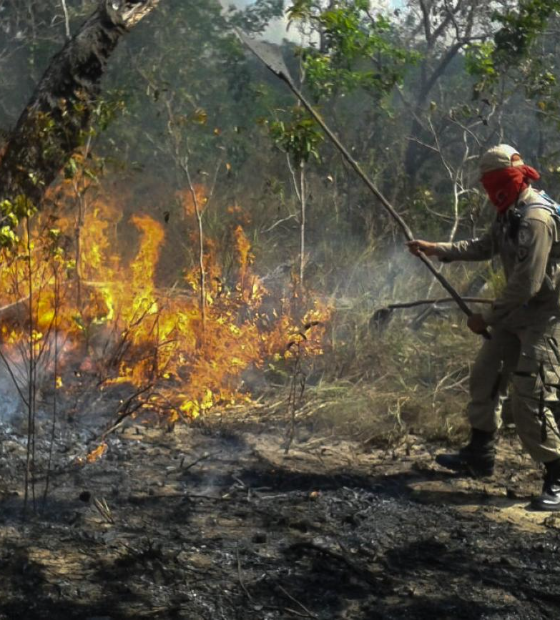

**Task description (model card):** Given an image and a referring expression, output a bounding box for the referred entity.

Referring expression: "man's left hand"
[467,313,488,335]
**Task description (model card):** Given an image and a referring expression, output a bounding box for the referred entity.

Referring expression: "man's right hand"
[406,240,440,257]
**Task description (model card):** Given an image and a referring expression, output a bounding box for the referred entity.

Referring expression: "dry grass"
[296,318,476,446]
[280,249,490,447]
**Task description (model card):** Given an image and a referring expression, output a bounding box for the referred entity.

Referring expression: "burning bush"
[0,179,331,427]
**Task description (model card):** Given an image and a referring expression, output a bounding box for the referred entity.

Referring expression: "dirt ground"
[1,410,560,620]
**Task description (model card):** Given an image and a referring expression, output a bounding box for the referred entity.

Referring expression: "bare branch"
[60,0,71,40]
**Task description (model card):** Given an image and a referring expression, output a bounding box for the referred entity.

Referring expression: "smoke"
[219,0,292,43]
[0,334,74,428]
[221,1,399,43]
[0,370,21,427]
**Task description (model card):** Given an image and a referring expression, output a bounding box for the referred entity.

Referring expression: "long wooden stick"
[239,33,490,340]
[387,297,493,310]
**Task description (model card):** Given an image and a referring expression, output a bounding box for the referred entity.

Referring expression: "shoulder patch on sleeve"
[518,225,532,247]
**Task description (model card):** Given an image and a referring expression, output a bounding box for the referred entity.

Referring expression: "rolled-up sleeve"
[436,230,496,262]
[481,217,554,325]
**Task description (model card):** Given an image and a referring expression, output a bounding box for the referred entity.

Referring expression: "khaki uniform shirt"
[436,187,560,328]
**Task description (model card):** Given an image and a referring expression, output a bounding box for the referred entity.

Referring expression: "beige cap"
[480,144,524,174]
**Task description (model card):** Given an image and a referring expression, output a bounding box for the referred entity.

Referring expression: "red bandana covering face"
[481,165,541,214]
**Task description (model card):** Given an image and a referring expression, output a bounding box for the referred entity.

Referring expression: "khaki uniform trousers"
[468,318,560,463]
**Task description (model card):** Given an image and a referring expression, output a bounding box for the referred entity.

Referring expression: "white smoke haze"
[0,334,74,428]
[0,372,21,428]
[221,1,399,44]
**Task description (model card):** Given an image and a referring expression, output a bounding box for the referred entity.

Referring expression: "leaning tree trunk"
[0,0,160,211]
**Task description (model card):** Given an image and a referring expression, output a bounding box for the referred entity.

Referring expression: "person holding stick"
[236,36,559,509]
[408,144,560,511]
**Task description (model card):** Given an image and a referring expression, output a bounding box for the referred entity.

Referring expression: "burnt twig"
[165,452,218,477]
[182,451,214,472]
[277,585,318,619]
[236,544,254,602]
[287,541,378,586]
[99,383,154,441]
[92,496,114,524]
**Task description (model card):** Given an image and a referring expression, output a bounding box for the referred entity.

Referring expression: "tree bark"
[0,0,160,212]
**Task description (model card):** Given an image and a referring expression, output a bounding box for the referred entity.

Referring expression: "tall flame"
[0,182,331,422]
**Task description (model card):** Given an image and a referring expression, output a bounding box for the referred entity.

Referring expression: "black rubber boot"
[435,428,496,478]
[531,459,560,511]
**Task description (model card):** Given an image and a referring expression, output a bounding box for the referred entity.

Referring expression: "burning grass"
[0,181,331,432]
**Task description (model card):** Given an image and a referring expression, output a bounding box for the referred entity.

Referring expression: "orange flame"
[0,181,331,423]
[86,442,108,463]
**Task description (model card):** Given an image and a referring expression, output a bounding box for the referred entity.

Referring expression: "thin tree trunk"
[42,263,60,507]
[182,159,206,337]
[193,188,207,336]
[299,162,306,288]
[24,219,36,514]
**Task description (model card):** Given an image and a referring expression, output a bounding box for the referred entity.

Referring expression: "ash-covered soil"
[1,413,560,620]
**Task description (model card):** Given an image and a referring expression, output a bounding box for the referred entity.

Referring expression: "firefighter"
[407,144,560,511]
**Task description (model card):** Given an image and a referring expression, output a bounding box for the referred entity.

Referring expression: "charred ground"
[1,407,560,620]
